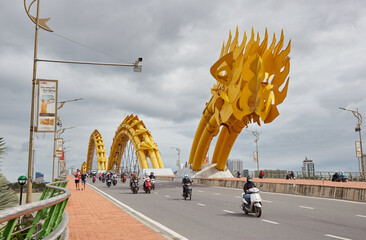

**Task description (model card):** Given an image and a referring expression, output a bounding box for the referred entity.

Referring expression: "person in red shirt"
[74,169,81,190]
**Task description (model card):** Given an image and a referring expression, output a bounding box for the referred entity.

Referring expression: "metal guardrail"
[244,171,365,181]
[0,178,70,240]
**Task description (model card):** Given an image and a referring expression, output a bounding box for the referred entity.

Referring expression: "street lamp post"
[171,147,181,167]
[17,176,27,205]
[52,98,82,181]
[339,107,365,179]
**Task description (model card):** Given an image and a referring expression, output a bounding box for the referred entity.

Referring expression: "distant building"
[227,159,243,173]
[67,165,77,175]
[302,157,315,176]
[35,172,44,183]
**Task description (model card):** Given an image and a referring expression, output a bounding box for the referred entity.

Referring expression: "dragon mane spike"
[220,41,225,58]
[274,30,284,56]
[230,27,240,52]
[224,30,232,54]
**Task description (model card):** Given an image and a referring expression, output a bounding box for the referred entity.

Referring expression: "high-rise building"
[302,157,315,176]
[35,172,44,183]
[227,159,243,173]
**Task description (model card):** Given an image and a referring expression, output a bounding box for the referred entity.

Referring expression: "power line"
[49,31,128,62]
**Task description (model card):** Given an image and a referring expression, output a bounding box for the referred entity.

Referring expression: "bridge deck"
[65,175,164,240]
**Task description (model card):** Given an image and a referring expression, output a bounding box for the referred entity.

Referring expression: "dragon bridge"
[86,114,164,172]
[189,27,291,171]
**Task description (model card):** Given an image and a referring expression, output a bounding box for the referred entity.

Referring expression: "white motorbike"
[241,187,262,217]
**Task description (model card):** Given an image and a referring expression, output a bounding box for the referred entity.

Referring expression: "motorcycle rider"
[149,172,155,180]
[181,174,192,195]
[143,174,150,189]
[130,173,138,187]
[243,176,256,204]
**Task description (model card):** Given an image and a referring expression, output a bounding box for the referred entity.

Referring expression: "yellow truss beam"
[86,115,164,172]
[190,27,291,171]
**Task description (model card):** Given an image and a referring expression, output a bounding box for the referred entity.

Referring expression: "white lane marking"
[356,214,366,218]
[223,210,234,214]
[324,234,352,240]
[235,196,241,199]
[175,187,180,189]
[261,219,279,225]
[165,195,170,198]
[166,185,170,187]
[299,205,314,210]
[197,203,205,207]
[153,192,158,195]
[214,193,221,195]
[262,200,272,203]
[87,183,188,240]
[198,190,204,193]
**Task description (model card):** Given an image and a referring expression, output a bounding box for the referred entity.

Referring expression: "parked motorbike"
[183,183,192,200]
[131,179,139,194]
[143,178,152,193]
[106,177,112,187]
[150,178,156,190]
[241,187,262,217]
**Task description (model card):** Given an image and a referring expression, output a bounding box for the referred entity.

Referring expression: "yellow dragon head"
[209,27,291,127]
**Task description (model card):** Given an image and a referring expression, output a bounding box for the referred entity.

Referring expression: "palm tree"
[0,137,18,210]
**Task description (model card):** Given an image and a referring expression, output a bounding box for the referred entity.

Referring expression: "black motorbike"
[183,183,192,200]
[131,179,139,194]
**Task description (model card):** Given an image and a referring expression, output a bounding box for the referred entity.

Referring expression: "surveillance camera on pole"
[134,57,143,72]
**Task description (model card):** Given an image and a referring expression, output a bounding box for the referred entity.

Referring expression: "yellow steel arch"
[81,161,87,173]
[86,130,107,172]
[106,114,164,171]
[86,115,163,172]
[189,27,291,171]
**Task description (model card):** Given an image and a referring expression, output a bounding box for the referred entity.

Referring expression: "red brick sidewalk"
[215,177,366,189]
[65,175,165,240]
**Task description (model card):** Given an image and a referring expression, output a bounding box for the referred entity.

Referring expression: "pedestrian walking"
[81,171,87,190]
[74,169,81,190]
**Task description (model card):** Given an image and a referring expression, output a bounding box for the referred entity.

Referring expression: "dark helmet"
[247,176,252,180]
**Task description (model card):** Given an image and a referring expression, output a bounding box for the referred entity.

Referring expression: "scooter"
[106,177,112,187]
[241,187,262,217]
[92,176,96,183]
[131,179,139,194]
[151,178,156,190]
[143,178,152,193]
[182,183,192,200]
[112,174,117,186]
[121,176,126,183]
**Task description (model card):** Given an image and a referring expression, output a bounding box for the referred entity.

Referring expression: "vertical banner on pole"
[355,141,362,157]
[36,79,58,132]
[253,152,258,162]
[55,138,63,157]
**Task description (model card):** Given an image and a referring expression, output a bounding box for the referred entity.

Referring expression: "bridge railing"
[246,171,365,181]
[0,178,70,240]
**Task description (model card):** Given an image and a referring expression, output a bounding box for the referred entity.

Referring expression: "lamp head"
[18,175,27,186]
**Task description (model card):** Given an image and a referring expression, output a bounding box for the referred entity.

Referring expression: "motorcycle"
[131,179,139,194]
[106,177,112,187]
[143,179,152,193]
[92,176,96,183]
[99,175,102,181]
[183,183,192,200]
[121,176,126,183]
[112,174,117,186]
[241,187,262,217]
[150,178,156,190]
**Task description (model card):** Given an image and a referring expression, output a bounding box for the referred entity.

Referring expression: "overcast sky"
[1,0,366,182]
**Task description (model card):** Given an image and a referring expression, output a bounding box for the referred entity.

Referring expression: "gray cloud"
[1,0,366,182]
